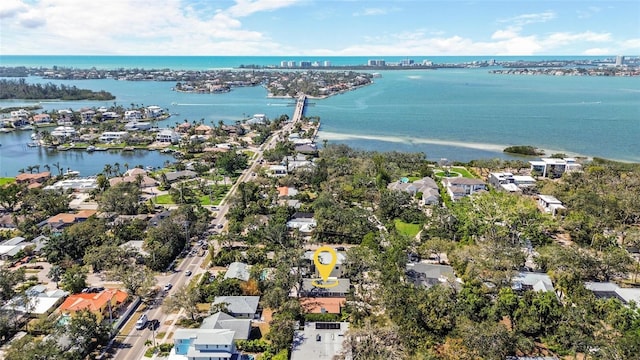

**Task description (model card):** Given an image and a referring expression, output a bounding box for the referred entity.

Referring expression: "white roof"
[538,195,562,204]
[291,322,349,360]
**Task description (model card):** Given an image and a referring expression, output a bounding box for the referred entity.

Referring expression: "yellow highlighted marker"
[312,246,339,288]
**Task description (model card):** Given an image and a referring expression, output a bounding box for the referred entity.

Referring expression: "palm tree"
[43,164,50,172]
[18,168,25,174]
[47,265,63,289]
[52,162,62,176]
[26,165,34,174]
[113,162,121,176]
[103,164,113,177]
[123,163,129,172]
[33,164,40,173]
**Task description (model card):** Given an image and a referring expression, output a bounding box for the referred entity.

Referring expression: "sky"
[1,0,639,56]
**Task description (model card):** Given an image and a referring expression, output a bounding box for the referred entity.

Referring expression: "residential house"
[287,212,316,234]
[283,154,315,173]
[149,210,172,227]
[267,165,288,177]
[299,279,351,298]
[277,186,299,198]
[387,176,440,205]
[145,105,165,119]
[441,177,487,201]
[224,262,251,282]
[201,312,251,340]
[124,110,143,121]
[156,128,181,143]
[124,121,152,131]
[299,297,345,315]
[304,250,346,278]
[537,195,566,216]
[0,236,27,260]
[44,178,98,192]
[32,113,52,125]
[245,114,267,125]
[39,210,97,232]
[1,285,68,316]
[584,282,640,305]
[405,263,459,289]
[171,328,237,360]
[58,289,128,321]
[194,125,213,135]
[488,172,536,192]
[212,296,260,319]
[290,322,350,360]
[16,171,51,186]
[294,143,318,155]
[512,272,555,293]
[50,126,76,138]
[80,110,95,124]
[99,131,129,143]
[164,170,198,183]
[529,158,582,178]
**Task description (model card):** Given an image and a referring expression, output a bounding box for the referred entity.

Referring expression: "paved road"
[112,96,307,360]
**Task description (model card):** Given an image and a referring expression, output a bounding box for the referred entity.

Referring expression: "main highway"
[112,95,307,359]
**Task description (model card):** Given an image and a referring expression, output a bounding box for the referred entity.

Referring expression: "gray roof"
[174,328,235,346]
[291,322,349,360]
[213,296,260,316]
[224,262,251,281]
[201,312,251,340]
[405,263,457,288]
[512,272,555,292]
[164,170,197,182]
[301,278,350,296]
[1,237,25,246]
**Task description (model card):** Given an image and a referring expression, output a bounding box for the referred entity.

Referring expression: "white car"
[164,283,172,291]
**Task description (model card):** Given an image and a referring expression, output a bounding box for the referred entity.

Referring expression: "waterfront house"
[58,289,128,321]
[212,296,260,319]
[388,176,440,204]
[50,126,76,138]
[291,322,349,360]
[441,177,487,201]
[10,109,30,119]
[156,128,180,143]
[44,178,98,192]
[145,105,164,118]
[101,111,119,120]
[57,109,73,121]
[171,328,237,360]
[537,195,566,216]
[16,171,51,186]
[124,121,152,131]
[80,110,95,123]
[99,131,129,143]
[529,158,582,178]
[164,170,197,183]
[32,113,52,125]
[194,124,213,135]
[124,110,143,121]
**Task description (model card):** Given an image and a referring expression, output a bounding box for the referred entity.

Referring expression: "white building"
[488,172,536,192]
[156,129,180,143]
[529,158,582,178]
[170,329,237,360]
[99,131,129,143]
[291,322,350,360]
[50,126,76,138]
[537,195,566,216]
[124,110,143,121]
[124,122,152,131]
[146,105,165,118]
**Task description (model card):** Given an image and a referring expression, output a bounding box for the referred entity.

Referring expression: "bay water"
[0,56,638,177]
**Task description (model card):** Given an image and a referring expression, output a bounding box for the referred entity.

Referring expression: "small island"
[503,145,545,156]
[0,79,115,101]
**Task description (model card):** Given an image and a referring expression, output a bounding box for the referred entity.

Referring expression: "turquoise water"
[0,56,639,177]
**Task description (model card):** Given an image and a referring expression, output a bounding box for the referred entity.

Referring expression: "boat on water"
[64,169,80,177]
[18,125,35,131]
[27,142,40,147]
[123,146,135,151]
[31,133,41,140]
[86,145,96,152]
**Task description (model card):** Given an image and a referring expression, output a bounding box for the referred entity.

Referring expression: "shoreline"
[316,131,639,163]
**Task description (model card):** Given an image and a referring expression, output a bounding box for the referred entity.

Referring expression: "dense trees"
[0,79,115,100]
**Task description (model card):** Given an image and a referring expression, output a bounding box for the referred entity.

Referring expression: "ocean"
[0,55,639,177]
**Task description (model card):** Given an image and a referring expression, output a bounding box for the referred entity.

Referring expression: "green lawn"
[0,178,16,186]
[394,219,422,238]
[451,166,475,178]
[154,194,174,204]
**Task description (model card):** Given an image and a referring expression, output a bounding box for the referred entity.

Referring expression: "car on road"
[135,314,148,330]
[217,224,224,229]
[185,270,192,276]
[163,283,172,291]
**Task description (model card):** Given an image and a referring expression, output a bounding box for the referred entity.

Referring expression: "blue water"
[0,56,639,177]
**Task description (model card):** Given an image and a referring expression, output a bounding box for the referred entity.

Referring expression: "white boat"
[19,125,35,131]
[86,145,96,152]
[27,142,40,147]
[64,169,80,177]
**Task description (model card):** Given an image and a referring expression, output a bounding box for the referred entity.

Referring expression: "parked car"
[185,270,192,276]
[163,283,172,291]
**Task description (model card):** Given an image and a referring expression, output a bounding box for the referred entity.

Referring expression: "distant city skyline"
[1,0,638,56]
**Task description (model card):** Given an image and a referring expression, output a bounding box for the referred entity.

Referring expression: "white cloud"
[226,0,302,17]
[491,27,519,40]
[354,8,386,16]
[500,11,556,26]
[619,38,640,51]
[0,0,27,18]
[583,48,610,55]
